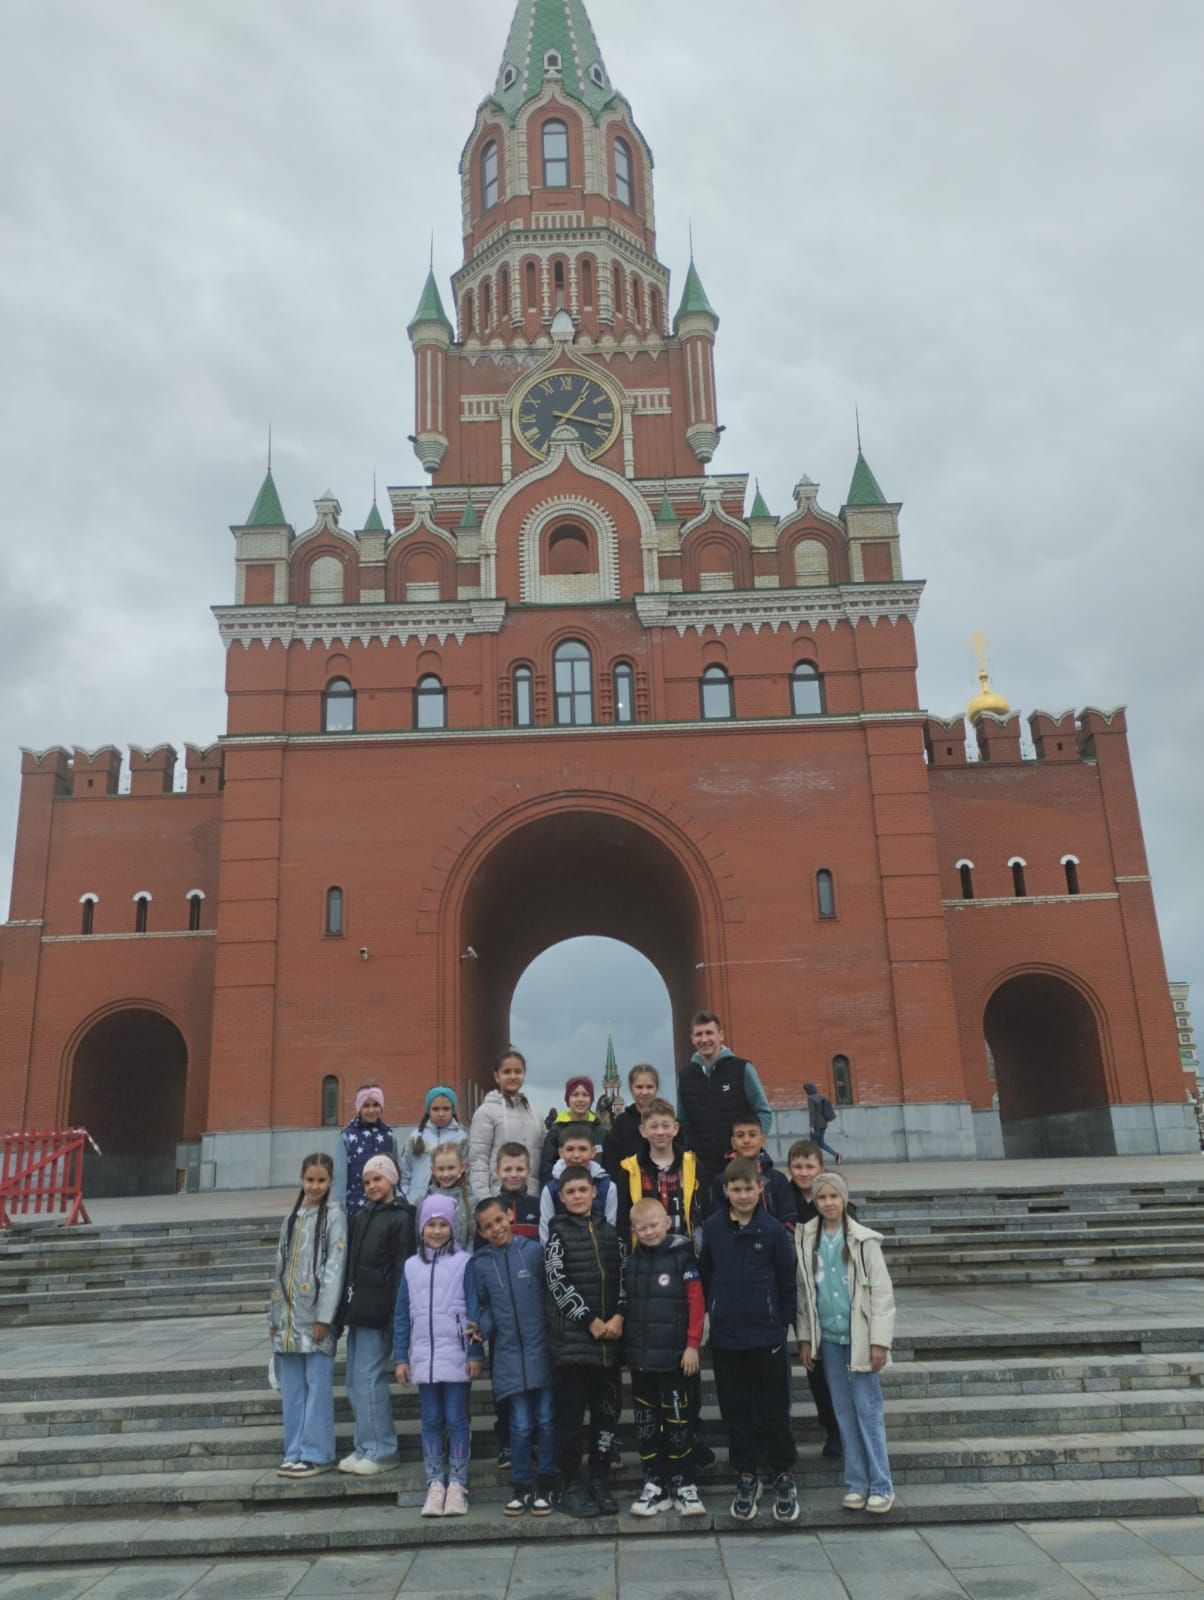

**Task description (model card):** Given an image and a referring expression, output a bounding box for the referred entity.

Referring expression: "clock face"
[512,370,622,461]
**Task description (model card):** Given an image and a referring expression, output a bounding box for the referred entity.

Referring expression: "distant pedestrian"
[804,1081,841,1163]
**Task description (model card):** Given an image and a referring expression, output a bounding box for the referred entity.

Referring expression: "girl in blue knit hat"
[400,1085,469,1206]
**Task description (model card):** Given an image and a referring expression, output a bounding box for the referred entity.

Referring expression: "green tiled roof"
[362,501,386,532]
[847,450,887,507]
[408,268,453,334]
[674,258,716,325]
[246,469,286,527]
[656,494,677,522]
[750,483,771,519]
[492,0,615,123]
[459,498,480,530]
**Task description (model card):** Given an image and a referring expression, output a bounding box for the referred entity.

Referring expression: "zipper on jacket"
[588,1219,610,1367]
[427,1256,437,1385]
[504,1251,529,1391]
[282,1209,308,1353]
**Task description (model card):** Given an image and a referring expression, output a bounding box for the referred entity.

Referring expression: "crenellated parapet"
[14,745,225,800]
[925,707,1131,770]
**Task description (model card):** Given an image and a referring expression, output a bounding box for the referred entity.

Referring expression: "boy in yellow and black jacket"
[617,1098,704,1245]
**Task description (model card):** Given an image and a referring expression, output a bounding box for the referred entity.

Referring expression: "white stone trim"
[213,600,507,651]
[1060,854,1080,866]
[78,892,100,904]
[518,496,619,603]
[954,859,974,870]
[1006,856,1027,868]
[186,889,206,900]
[944,893,1119,909]
[634,581,924,636]
[132,891,153,902]
[1115,875,1152,883]
[43,930,218,944]
[679,485,751,542]
[5,919,44,928]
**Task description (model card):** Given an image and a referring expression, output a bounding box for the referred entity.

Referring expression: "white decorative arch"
[1006,857,1027,868]
[308,554,345,605]
[1060,854,1080,866]
[132,891,153,902]
[519,496,619,603]
[186,888,206,900]
[79,891,100,904]
[954,858,975,870]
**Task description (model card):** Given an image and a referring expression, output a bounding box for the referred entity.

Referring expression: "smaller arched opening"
[1008,857,1028,898]
[79,892,98,936]
[68,1007,188,1196]
[186,890,205,932]
[321,1074,341,1127]
[1061,854,1081,896]
[956,859,975,901]
[323,678,356,734]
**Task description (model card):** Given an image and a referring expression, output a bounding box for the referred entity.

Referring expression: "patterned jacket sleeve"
[544,1228,590,1323]
[314,1205,348,1325]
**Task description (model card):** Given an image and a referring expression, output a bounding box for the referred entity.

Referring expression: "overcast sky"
[2,0,1201,1112]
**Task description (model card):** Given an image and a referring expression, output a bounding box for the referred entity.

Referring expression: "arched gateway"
[67,1006,188,1196]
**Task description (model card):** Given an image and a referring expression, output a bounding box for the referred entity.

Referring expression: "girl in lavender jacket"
[393,1193,483,1517]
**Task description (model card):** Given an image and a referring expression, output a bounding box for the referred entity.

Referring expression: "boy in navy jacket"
[699,1156,799,1525]
[708,1114,797,1229]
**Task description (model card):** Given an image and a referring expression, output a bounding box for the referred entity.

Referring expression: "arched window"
[462,291,475,337]
[308,555,344,605]
[632,276,644,325]
[544,49,562,70]
[956,859,975,901]
[322,1075,340,1127]
[513,664,534,727]
[133,892,151,934]
[79,893,98,936]
[1008,857,1028,898]
[554,639,593,726]
[553,259,566,310]
[794,539,830,587]
[833,1055,854,1106]
[613,662,634,724]
[546,525,591,575]
[498,264,510,320]
[542,119,569,187]
[186,890,204,932]
[1062,855,1081,895]
[612,262,624,318]
[816,870,837,920]
[525,259,538,311]
[324,886,344,938]
[650,286,662,332]
[481,140,499,210]
[790,661,824,716]
[415,673,447,730]
[323,678,355,733]
[481,277,492,328]
[580,257,594,306]
[614,137,634,208]
[700,664,733,720]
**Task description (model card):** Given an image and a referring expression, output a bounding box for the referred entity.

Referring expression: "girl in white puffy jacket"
[468,1048,545,1201]
[796,1170,896,1515]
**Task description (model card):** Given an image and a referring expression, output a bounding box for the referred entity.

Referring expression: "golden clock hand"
[554,390,590,427]
[553,410,606,429]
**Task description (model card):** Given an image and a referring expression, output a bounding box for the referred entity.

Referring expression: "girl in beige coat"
[796,1171,896,1514]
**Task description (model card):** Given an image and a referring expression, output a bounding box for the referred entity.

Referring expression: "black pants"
[631,1368,694,1488]
[555,1365,622,1482]
[807,1352,838,1435]
[711,1344,797,1477]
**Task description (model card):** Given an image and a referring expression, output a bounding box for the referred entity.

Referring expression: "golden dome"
[967,668,1011,723]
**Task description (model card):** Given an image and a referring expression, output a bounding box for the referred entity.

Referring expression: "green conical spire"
[656,493,677,522]
[408,268,452,335]
[246,469,286,528]
[674,258,717,325]
[459,498,480,531]
[602,1031,620,1094]
[492,0,615,124]
[750,482,771,520]
[362,501,386,532]
[847,450,887,507]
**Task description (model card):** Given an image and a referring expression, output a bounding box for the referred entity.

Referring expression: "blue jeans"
[418,1381,472,1487]
[822,1341,893,1497]
[277,1351,336,1466]
[345,1326,397,1462]
[507,1384,556,1487]
[811,1125,840,1159]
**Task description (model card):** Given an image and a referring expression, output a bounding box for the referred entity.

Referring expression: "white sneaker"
[866,1492,895,1515]
[420,1482,445,1516]
[337,1452,360,1474]
[630,1480,672,1518]
[842,1490,868,1510]
[674,1483,706,1517]
[443,1481,469,1516]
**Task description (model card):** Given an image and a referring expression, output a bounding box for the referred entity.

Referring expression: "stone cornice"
[212,600,508,651]
[943,893,1119,909]
[634,582,924,636]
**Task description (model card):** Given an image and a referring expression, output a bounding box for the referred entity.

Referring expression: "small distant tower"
[598,1030,623,1125]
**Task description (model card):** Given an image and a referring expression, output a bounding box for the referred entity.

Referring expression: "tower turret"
[407,268,453,473]
[674,257,721,463]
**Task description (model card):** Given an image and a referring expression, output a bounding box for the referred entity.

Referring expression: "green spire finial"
[408,267,452,335]
[750,481,771,520]
[656,491,677,523]
[493,0,614,124]
[363,501,385,533]
[246,469,286,527]
[459,498,480,531]
[674,257,717,327]
[847,451,887,507]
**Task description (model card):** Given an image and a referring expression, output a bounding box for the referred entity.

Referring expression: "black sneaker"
[823,1430,843,1459]
[496,1443,512,1470]
[693,1443,718,1473]
[589,1477,619,1516]
[503,1486,528,1517]
[558,1479,598,1519]
[772,1472,800,1524]
[530,1480,554,1517]
[730,1471,760,1522]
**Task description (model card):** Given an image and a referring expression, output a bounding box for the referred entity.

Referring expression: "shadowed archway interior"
[68,1008,188,1196]
[456,810,708,1107]
[985,973,1116,1158]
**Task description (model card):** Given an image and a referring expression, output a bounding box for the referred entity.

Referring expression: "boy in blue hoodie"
[467,1197,555,1517]
[699,1156,799,1525]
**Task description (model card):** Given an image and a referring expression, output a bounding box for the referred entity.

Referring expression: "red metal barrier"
[0,1128,102,1230]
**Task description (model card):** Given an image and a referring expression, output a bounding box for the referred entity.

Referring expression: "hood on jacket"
[689,1044,734,1076]
[552,1156,608,1180]
[801,1212,884,1248]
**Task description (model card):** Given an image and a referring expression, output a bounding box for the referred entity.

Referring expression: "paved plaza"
[10,1521,1204,1599]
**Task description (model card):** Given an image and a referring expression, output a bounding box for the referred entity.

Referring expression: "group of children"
[267,1053,897,1522]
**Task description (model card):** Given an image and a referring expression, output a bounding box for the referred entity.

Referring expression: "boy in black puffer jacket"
[335,1154,415,1475]
[623,1199,706,1519]
[544,1165,627,1518]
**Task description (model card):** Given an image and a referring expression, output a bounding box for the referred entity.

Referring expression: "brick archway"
[427,786,735,1104]
[66,1005,188,1197]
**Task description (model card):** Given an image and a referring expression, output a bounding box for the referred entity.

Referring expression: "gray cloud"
[2,1,1200,1074]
